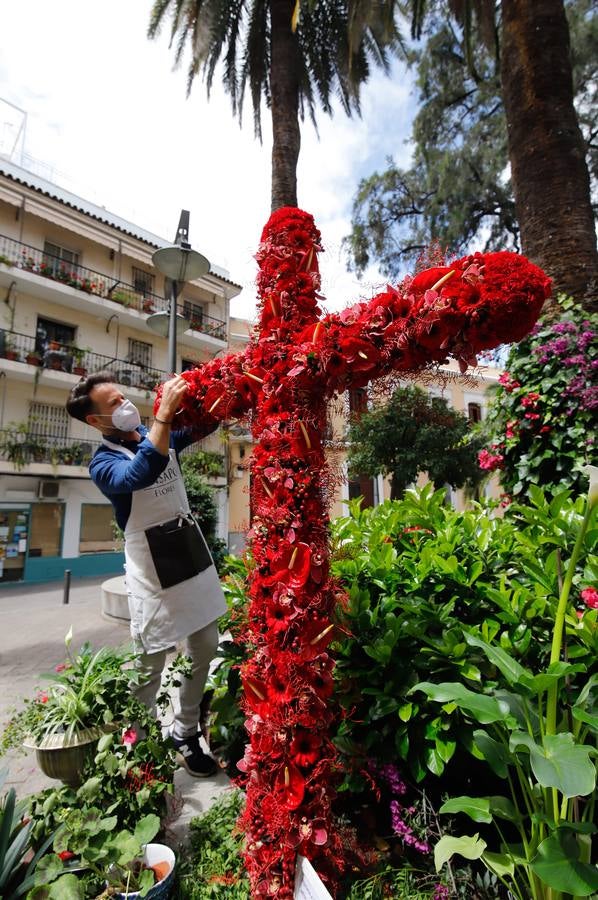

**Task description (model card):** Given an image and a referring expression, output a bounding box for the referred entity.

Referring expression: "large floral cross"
[158,208,550,898]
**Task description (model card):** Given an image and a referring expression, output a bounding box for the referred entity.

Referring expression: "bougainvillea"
[478,298,597,498]
[155,207,549,897]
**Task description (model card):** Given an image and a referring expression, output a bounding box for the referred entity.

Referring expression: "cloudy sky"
[0,1,416,320]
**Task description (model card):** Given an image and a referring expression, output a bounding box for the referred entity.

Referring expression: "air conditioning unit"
[38,480,60,500]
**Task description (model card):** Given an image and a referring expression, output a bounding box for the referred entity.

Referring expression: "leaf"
[33,854,65,886]
[483,850,515,878]
[410,682,509,724]
[473,730,510,778]
[434,833,487,872]
[398,703,412,722]
[439,796,492,823]
[49,874,84,899]
[530,828,598,895]
[464,632,529,687]
[133,814,160,846]
[509,732,596,797]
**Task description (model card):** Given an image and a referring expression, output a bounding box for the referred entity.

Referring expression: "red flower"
[290,730,322,767]
[581,587,598,610]
[58,850,75,861]
[275,763,305,810]
[37,692,49,704]
[266,542,312,588]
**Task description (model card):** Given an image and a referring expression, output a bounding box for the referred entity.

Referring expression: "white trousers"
[134,620,219,739]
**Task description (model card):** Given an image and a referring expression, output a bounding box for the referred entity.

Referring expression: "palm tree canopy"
[148,0,403,139]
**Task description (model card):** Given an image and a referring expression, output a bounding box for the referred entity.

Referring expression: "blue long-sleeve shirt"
[89,425,195,530]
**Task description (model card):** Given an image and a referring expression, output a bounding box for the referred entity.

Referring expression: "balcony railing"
[0,232,227,341]
[0,326,168,390]
[0,428,102,468]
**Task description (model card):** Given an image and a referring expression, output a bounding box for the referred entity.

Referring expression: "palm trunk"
[500,0,598,310]
[270,0,301,210]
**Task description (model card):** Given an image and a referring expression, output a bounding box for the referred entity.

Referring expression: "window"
[181,358,199,372]
[43,240,79,275]
[467,402,483,423]
[36,317,76,354]
[29,503,64,557]
[79,504,119,553]
[132,267,154,296]
[128,338,152,369]
[183,300,205,330]
[349,387,368,418]
[29,402,69,441]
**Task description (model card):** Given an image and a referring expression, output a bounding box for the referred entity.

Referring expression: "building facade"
[0,160,241,584]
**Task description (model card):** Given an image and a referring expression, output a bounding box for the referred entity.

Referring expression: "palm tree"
[410,0,598,307]
[148,0,402,211]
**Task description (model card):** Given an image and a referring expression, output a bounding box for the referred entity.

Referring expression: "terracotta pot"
[73,366,88,377]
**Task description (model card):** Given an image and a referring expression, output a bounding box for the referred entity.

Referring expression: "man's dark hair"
[66,371,116,423]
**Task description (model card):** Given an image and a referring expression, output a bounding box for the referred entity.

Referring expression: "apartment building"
[0,160,241,585]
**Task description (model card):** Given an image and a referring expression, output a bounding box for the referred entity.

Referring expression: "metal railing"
[0,327,168,389]
[0,428,102,467]
[0,232,227,341]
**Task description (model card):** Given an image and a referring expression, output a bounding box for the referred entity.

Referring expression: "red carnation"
[290,730,322,767]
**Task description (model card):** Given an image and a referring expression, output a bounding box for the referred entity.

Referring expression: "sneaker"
[170,731,218,778]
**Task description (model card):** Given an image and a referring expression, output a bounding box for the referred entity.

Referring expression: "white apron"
[103,439,227,654]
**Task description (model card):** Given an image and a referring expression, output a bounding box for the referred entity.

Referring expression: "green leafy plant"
[30,810,162,898]
[202,557,249,774]
[1,633,144,749]
[412,476,598,899]
[174,789,248,899]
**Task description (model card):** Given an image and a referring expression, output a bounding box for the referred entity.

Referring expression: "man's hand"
[157,374,188,422]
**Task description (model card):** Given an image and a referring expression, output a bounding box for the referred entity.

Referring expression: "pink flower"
[581,587,598,610]
[478,448,504,471]
[37,692,48,704]
[122,727,138,747]
[55,663,67,672]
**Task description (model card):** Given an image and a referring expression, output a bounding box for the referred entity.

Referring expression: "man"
[66,370,225,777]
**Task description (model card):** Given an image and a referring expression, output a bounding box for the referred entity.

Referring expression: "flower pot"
[3,350,18,361]
[24,725,111,787]
[26,354,42,366]
[73,366,88,377]
[114,844,175,900]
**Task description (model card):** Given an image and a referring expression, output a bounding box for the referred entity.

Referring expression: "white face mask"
[109,399,141,432]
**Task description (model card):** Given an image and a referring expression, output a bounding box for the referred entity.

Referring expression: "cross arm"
[152,350,259,434]
[294,250,551,396]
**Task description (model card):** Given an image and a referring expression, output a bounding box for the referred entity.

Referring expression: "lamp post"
[147,210,210,374]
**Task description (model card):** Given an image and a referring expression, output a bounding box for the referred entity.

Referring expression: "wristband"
[155,417,173,425]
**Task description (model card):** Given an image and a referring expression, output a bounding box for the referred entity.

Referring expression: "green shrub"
[330,485,596,788]
[174,789,249,899]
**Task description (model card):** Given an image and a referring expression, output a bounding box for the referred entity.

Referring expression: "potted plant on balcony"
[25,348,43,366]
[69,345,89,377]
[1,332,19,361]
[142,297,156,315]
[2,631,143,787]
[0,423,28,469]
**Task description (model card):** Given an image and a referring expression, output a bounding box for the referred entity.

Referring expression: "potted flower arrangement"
[2,631,143,787]
[30,810,176,899]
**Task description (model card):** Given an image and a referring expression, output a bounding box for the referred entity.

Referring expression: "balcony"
[0,232,227,342]
[0,326,168,392]
[0,426,101,474]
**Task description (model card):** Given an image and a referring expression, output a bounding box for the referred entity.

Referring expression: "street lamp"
[147,210,210,374]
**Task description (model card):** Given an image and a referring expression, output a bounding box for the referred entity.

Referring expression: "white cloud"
[0,0,416,320]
